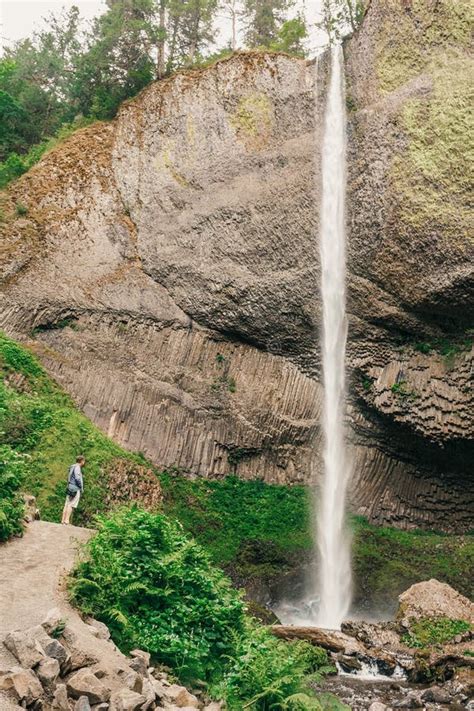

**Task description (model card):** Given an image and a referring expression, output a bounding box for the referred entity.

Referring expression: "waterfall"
[316,44,351,630]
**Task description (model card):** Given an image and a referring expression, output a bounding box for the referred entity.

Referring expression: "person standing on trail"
[61,456,85,525]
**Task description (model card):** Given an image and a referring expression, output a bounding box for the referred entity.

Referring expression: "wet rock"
[109,688,146,711]
[67,669,110,705]
[421,686,452,704]
[36,657,60,688]
[4,630,46,668]
[341,620,401,649]
[338,654,362,673]
[397,580,474,624]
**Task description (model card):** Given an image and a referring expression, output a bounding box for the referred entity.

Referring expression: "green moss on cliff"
[230,93,273,149]
[392,55,473,240]
[373,0,474,243]
[376,0,472,94]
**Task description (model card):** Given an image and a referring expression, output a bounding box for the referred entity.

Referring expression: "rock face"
[0,2,472,530]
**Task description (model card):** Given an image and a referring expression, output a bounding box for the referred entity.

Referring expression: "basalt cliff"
[1,0,472,531]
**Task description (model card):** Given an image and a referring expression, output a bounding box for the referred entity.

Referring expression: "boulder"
[140,678,156,711]
[109,688,146,711]
[421,686,452,704]
[121,670,142,694]
[128,656,148,678]
[164,685,200,708]
[368,704,388,711]
[44,638,70,668]
[397,580,474,624]
[41,609,64,636]
[52,683,70,711]
[91,705,110,711]
[67,669,110,705]
[4,629,46,668]
[85,620,111,641]
[36,657,60,688]
[62,627,99,672]
[9,667,43,706]
[130,650,151,667]
[75,698,92,711]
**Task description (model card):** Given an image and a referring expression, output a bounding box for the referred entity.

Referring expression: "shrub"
[0,445,28,541]
[210,625,333,710]
[69,506,246,681]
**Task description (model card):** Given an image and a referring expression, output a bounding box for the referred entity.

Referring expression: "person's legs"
[62,497,72,524]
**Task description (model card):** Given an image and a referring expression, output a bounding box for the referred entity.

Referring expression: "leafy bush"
[0,445,28,540]
[402,616,471,648]
[69,506,245,681]
[70,505,332,707]
[210,625,332,710]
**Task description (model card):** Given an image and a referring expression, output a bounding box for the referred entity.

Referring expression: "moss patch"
[376,0,473,94]
[229,93,273,150]
[391,54,473,242]
[402,616,471,648]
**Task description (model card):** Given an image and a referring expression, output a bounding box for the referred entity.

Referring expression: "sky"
[0,0,324,55]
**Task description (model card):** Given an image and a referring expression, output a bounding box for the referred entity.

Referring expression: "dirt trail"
[0,521,128,708]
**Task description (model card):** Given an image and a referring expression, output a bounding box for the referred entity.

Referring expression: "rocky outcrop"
[0,2,472,530]
[0,611,220,710]
[397,580,474,625]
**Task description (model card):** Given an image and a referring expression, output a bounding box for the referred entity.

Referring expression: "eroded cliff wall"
[1,1,472,531]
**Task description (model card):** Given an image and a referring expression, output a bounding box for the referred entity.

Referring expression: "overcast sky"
[0,0,324,55]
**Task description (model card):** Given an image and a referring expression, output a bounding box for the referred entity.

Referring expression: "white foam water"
[315,44,352,630]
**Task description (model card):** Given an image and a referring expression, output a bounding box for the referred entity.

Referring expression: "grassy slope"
[1,332,472,612]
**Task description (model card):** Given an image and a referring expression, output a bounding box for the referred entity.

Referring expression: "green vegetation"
[0,445,27,541]
[402,616,471,649]
[412,337,472,359]
[0,0,310,189]
[390,380,417,399]
[160,473,310,566]
[0,331,146,527]
[70,506,245,681]
[2,332,473,621]
[352,517,474,609]
[70,505,332,708]
[375,0,473,245]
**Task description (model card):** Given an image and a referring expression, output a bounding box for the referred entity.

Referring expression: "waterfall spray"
[316,44,352,630]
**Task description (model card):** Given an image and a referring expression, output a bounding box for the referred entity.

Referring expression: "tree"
[270,13,307,56]
[242,0,290,48]
[73,0,158,119]
[219,0,243,51]
[315,0,364,44]
[166,0,219,69]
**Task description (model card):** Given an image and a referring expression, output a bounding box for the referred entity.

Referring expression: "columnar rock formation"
[0,0,472,531]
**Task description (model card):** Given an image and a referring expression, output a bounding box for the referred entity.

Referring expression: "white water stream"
[271,45,352,632]
[315,44,351,630]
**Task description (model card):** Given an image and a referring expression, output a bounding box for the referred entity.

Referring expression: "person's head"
[76,455,85,468]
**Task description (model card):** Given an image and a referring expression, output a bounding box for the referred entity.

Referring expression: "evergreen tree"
[74,0,158,119]
[242,0,290,48]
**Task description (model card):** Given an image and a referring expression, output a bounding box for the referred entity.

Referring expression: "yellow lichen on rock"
[229,93,273,150]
